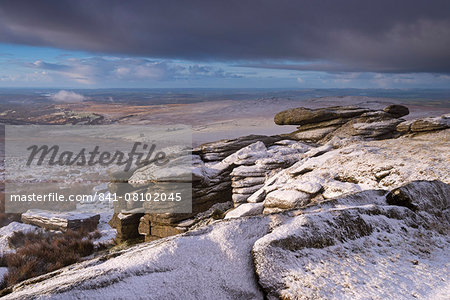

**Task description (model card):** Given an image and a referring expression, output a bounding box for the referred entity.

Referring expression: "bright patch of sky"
[1,43,450,89]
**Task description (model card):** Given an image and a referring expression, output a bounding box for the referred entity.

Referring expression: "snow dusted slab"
[21,209,100,231]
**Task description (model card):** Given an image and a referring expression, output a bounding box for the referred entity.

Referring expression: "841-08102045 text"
[8,192,183,203]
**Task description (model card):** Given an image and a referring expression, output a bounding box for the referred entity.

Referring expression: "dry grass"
[0,228,100,289]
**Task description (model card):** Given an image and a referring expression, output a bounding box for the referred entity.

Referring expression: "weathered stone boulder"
[228,140,305,206]
[264,189,311,211]
[288,126,338,142]
[319,110,404,141]
[138,202,232,241]
[386,180,449,230]
[224,202,264,219]
[238,129,449,215]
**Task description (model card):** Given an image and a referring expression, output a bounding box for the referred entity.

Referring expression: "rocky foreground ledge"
[3,180,448,299]
[3,105,449,299]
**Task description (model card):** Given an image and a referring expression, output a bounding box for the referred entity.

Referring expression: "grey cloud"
[0,0,449,73]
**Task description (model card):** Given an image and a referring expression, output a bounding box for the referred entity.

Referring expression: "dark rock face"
[386,180,450,229]
[383,104,409,118]
[108,212,144,243]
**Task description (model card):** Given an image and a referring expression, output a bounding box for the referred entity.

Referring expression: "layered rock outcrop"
[109,135,283,242]
[108,105,449,243]
[275,104,409,143]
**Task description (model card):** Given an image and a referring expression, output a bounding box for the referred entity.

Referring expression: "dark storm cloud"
[0,0,449,73]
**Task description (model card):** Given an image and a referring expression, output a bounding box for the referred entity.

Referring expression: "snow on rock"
[232,177,265,188]
[222,141,269,165]
[285,181,323,195]
[0,222,41,254]
[321,180,363,199]
[228,140,307,205]
[193,134,281,162]
[0,267,8,283]
[231,164,270,178]
[247,188,267,203]
[224,203,264,219]
[94,212,116,246]
[264,190,310,210]
[386,180,450,233]
[397,114,450,133]
[351,118,403,137]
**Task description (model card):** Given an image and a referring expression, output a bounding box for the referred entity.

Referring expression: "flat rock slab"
[21,209,100,232]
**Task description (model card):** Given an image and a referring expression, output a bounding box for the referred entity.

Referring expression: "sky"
[0,0,449,89]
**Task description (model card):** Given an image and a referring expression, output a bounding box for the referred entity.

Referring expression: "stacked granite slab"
[108,155,231,242]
